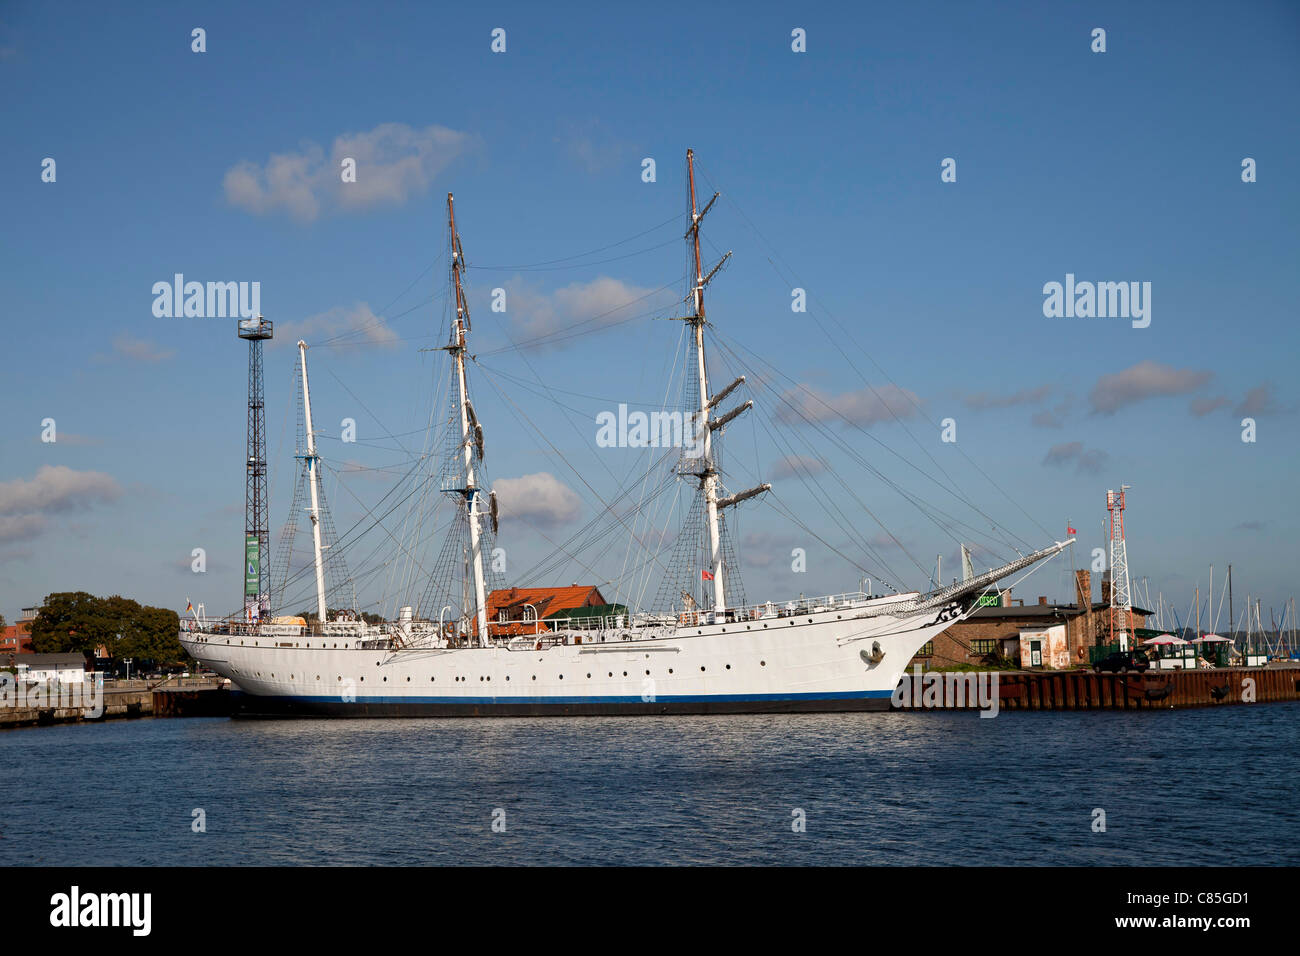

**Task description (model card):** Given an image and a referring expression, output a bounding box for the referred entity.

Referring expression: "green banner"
[244,535,259,597]
[976,594,1001,607]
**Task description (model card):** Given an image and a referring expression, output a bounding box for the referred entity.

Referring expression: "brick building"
[0,606,38,655]
[909,570,1150,670]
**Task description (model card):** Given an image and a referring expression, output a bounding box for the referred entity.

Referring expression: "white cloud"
[776,383,922,428]
[492,473,581,527]
[503,276,671,347]
[272,303,398,350]
[100,332,175,364]
[770,455,826,480]
[0,465,122,516]
[223,123,475,223]
[0,466,121,544]
[1089,360,1211,415]
[1042,442,1109,475]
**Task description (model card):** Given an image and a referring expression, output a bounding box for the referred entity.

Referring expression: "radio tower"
[239,315,273,622]
[1106,484,1133,651]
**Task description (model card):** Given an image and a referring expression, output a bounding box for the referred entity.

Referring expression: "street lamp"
[124,658,133,681]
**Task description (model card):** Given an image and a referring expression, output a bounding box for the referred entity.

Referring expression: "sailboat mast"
[297,340,328,625]
[686,149,726,612]
[448,193,490,647]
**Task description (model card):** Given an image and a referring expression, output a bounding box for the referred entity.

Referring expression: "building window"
[971,639,997,655]
[917,641,934,657]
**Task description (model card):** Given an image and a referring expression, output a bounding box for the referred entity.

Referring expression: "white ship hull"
[180,595,956,717]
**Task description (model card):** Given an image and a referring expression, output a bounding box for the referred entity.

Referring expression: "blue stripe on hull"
[230,688,896,717]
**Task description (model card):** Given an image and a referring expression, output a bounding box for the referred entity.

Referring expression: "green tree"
[30,592,184,663]
[29,591,109,654]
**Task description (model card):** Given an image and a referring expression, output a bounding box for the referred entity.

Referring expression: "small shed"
[1019,624,1070,669]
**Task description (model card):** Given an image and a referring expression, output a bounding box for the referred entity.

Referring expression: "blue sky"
[2,0,1297,631]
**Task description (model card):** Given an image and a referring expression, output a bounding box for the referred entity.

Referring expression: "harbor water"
[3,705,1296,866]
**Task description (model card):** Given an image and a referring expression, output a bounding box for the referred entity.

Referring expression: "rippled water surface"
[3,705,1296,865]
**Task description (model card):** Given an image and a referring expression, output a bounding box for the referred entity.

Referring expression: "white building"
[16,653,87,684]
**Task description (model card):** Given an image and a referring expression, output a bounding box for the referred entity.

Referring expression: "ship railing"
[676,589,886,626]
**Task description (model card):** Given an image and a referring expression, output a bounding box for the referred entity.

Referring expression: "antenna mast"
[1106,484,1133,650]
[238,314,273,623]
[448,193,490,646]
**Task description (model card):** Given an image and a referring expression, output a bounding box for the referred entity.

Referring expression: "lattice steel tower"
[239,315,273,622]
[1106,484,1133,650]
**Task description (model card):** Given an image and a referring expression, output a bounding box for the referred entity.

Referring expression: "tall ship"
[180,150,1071,716]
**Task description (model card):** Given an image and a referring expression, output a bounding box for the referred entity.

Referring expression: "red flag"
[701,569,714,581]
[1067,525,1077,535]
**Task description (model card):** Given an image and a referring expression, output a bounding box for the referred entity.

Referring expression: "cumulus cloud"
[0,466,122,543]
[776,383,922,428]
[1235,384,1279,417]
[1031,409,1063,428]
[502,276,670,347]
[962,385,1051,410]
[1088,360,1212,415]
[272,303,398,350]
[1190,395,1230,417]
[223,123,475,223]
[492,473,581,527]
[1042,442,1109,475]
[0,514,47,543]
[770,455,826,480]
[96,332,175,364]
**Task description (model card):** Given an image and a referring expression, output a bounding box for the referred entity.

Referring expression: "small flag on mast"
[701,569,715,581]
[1067,523,1077,535]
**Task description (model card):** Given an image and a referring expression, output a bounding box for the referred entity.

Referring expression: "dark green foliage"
[29,592,184,663]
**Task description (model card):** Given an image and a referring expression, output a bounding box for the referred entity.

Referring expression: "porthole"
[315,675,320,681]
[383,676,387,682]
[645,670,650,675]
[726,664,731,670]
[700,666,706,672]
[623,671,628,677]
[532,675,537,681]
[608,672,613,677]
[559,674,564,680]
[668,668,674,674]
[406,676,411,682]
[360,676,365,682]
[587,673,591,678]
[760,661,766,666]
[431,676,435,681]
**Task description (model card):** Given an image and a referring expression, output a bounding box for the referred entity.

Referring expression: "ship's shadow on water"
[3,706,1296,865]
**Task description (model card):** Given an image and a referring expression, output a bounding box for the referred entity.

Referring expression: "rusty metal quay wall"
[894,665,1300,711]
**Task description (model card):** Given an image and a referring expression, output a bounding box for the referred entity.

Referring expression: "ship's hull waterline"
[180,600,956,718]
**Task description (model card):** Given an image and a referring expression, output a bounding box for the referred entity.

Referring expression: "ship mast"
[297,340,328,625]
[680,149,768,614]
[447,193,490,646]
